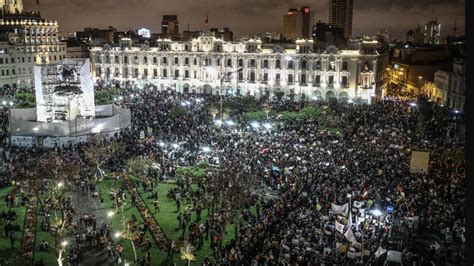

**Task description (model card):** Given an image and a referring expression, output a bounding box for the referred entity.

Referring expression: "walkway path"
[71,189,116,266]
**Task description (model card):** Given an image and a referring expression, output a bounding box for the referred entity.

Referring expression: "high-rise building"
[328,0,353,40]
[162,15,179,36]
[406,25,424,45]
[312,21,346,49]
[0,0,67,89]
[424,19,441,45]
[283,7,314,40]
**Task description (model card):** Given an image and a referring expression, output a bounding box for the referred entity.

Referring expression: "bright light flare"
[262,123,272,130]
[250,121,260,129]
[371,209,383,217]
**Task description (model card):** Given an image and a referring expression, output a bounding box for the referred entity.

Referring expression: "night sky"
[24,0,465,39]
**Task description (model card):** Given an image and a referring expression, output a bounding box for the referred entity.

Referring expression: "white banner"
[335,220,344,234]
[375,246,387,258]
[344,228,357,243]
[332,203,349,215]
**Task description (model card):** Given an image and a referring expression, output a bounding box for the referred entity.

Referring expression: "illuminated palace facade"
[0,0,67,89]
[90,33,388,103]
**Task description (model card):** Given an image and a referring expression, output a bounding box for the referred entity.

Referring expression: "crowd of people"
[0,86,466,265]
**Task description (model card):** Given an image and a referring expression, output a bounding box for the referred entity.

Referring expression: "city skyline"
[23,0,465,39]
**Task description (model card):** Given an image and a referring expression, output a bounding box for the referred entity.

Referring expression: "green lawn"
[33,211,59,266]
[136,182,258,264]
[97,179,182,265]
[0,186,27,265]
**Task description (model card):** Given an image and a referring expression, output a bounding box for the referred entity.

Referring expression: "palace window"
[315,60,321,70]
[342,61,348,71]
[275,59,281,69]
[300,74,306,84]
[301,60,307,70]
[288,74,293,84]
[315,75,321,85]
[342,76,348,87]
[328,75,334,86]
[250,59,256,68]
[288,61,293,69]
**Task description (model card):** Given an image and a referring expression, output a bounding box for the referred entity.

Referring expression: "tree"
[241,111,267,122]
[274,91,285,101]
[126,158,159,180]
[84,141,125,180]
[171,106,188,118]
[23,152,81,266]
[14,92,36,108]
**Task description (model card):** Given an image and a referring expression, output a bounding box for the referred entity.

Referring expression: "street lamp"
[225,120,235,126]
[107,211,114,217]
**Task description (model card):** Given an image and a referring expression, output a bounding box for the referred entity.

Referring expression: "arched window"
[184,58,189,65]
[227,58,232,67]
[174,57,179,65]
[287,60,293,69]
[301,60,307,70]
[275,59,281,69]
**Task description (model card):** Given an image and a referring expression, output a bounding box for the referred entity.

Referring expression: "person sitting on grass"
[140,237,152,251]
[39,240,49,252]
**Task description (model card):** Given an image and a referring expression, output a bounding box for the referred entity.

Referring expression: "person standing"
[9,231,15,249]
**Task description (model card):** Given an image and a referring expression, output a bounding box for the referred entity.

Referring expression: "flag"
[36,0,39,5]
[335,220,344,234]
[204,14,208,24]
[344,228,356,243]
[374,246,387,258]
[331,203,349,215]
[353,201,364,208]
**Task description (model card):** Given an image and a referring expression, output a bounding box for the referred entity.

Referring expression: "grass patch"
[97,179,182,265]
[0,186,27,265]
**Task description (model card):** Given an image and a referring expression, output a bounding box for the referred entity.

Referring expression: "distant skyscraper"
[424,19,441,45]
[328,0,353,39]
[162,15,179,36]
[283,7,314,40]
